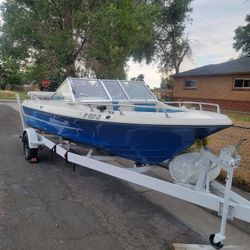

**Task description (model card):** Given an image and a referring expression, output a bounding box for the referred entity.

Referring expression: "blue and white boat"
[21,78,232,164]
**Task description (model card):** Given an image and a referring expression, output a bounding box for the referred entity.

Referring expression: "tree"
[0,0,193,82]
[154,0,192,74]
[130,74,145,81]
[160,76,173,89]
[0,0,83,79]
[0,0,157,81]
[2,58,24,85]
[233,14,250,56]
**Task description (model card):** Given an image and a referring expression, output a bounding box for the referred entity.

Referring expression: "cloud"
[182,0,250,68]
[128,0,250,88]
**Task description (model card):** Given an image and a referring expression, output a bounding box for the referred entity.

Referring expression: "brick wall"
[173,75,250,112]
[173,75,250,101]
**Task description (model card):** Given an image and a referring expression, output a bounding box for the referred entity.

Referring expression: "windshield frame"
[53,77,157,102]
[51,78,76,102]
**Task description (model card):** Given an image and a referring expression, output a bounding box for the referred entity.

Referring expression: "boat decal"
[49,117,70,126]
[24,113,82,131]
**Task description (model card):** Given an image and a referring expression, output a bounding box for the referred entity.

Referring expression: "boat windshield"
[72,79,109,101]
[69,78,156,101]
[120,80,155,100]
[102,80,128,100]
[51,80,73,101]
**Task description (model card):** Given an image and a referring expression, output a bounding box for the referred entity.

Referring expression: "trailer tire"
[209,234,224,249]
[23,132,38,162]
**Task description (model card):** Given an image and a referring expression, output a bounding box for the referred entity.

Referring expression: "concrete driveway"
[0,103,249,250]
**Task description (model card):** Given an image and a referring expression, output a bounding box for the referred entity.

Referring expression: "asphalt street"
[0,104,207,249]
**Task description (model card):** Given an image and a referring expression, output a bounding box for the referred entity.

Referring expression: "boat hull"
[22,106,228,164]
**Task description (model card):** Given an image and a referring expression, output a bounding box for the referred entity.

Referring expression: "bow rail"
[165,101,220,113]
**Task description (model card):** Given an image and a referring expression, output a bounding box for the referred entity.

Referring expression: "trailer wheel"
[23,132,38,163]
[209,234,224,249]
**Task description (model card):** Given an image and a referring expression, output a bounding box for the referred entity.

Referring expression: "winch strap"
[51,145,57,153]
[64,151,69,164]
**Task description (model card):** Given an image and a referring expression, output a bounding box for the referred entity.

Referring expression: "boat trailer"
[17,95,250,249]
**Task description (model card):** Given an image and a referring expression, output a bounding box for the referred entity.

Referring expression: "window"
[71,79,109,101]
[183,80,197,89]
[233,79,250,89]
[51,81,73,101]
[120,81,155,100]
[102,80,128,100]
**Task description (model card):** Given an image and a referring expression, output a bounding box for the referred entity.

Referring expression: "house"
[152,88,173,100]
[172,56,250,112]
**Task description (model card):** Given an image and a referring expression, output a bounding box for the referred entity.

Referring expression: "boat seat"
[134,103,184,113]
[134,103,156,112]
[159,108,183,113]
[112,101,120,111]
[112,101,184,113]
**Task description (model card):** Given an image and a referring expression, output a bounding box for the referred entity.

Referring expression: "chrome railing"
[28,91,55,102]
[164,101,220,113]
[28,93,42,102]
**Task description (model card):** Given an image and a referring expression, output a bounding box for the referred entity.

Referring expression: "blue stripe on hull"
[22,106,227,164]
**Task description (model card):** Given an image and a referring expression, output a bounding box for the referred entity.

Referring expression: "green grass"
[0,90,27,100]
[224,111,250,123]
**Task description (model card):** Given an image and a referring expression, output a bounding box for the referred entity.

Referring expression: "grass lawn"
[224,111,250,122]
[0,90,27,100]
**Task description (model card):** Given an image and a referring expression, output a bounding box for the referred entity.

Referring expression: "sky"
[127,0,250,88]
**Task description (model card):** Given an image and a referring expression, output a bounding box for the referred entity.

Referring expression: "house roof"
[173,56,250,78]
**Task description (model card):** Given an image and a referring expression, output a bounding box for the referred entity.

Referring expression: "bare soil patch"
[209,120,250,192]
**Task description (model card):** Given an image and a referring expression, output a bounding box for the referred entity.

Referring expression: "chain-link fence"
[208,124,250,191]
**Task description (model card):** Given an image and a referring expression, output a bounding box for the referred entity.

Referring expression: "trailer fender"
[23,128,39,149]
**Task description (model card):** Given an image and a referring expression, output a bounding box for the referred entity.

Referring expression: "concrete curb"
[171,243,248,250]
